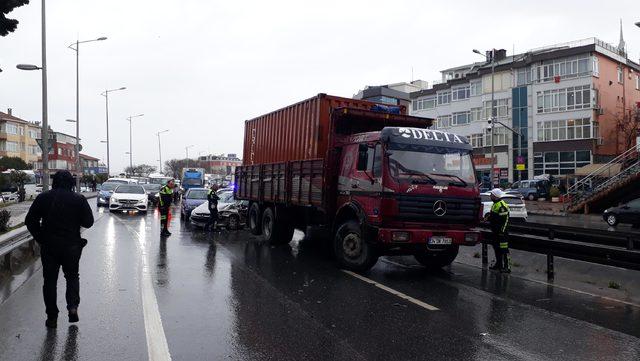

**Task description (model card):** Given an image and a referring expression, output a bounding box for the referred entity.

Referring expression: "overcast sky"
[0,0,638,174]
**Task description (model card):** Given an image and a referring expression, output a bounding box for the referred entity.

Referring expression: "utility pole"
[41,0,49,190]
[156,130,169,174]
[127,114,144,170]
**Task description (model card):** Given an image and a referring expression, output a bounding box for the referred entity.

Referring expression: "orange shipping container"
[242,94,406,165]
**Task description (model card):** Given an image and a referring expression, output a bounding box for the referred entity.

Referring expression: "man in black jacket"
[25,171,94,328]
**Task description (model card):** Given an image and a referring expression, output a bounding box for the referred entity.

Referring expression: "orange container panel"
[242,94,402,165]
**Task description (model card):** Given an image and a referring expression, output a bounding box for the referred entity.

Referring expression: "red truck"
[235,94,481,271]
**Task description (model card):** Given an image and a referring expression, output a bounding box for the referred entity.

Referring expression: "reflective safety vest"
[159,185,173,207]
[490,199,510,234]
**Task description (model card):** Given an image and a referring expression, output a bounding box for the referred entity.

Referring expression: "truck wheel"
[414,246,459,269]
[334,220,378,272]
[249,203,262,235]
[261,207,294,245]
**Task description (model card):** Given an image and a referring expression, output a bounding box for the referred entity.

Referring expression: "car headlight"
[111,197,119,203]
[138,199,146,204]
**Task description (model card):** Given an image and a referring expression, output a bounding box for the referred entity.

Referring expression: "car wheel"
[414,246,459,270]
[528,193,535,201]
[606,214,618,226]
[333,220,378,271]
[249,203,262,235]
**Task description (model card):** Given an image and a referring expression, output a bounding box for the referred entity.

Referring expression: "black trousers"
[206,210,218,230]
[159,206,169,231]
[41,243,83,318]
[491,232,510,270]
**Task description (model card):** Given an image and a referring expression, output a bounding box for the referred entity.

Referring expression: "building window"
[484,126,508,146]
[470,107,482,122]
[592,56,599,77]
[413,96,436,111]
[536,118,591,142]
[452,111,471,126]
[470,133,484,148]
[534,150,591,175]
[617,66,623,83]
[470,81,482,96]
[1,141,20,152]
[516,67,531,86]
[534,55,591,82]
[4,123,19,135]
[483,99,510,119]
[435,115,451,129]
[437,91,451,105]
[636,75,640,90]
[536,85,591,113]
[451,85,470,101]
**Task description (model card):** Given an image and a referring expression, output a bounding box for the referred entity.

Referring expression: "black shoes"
[45,317,57,329]
[161,230,171,236]
[68,309,79,323]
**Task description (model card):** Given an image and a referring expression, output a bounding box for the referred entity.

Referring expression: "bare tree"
[615,107,640,152]
[0,0,30,37]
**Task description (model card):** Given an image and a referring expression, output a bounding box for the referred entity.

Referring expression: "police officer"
[485,188,511,273]
[159,180,175,236]
[205,184,219,231]
[25,171,94,328]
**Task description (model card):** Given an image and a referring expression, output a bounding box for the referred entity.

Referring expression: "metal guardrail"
[0,228,35,271]
[480,222,640,280]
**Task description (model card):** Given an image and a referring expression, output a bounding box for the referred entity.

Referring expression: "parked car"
[480,192,528,221]
[508,180,550,201]
[106,177,137,184]
[143,183,162,206]
[180,188,209,221]
[108,184,148,214]
[97,182,121,207]
[189,191,247,230]
[603,198,640,226]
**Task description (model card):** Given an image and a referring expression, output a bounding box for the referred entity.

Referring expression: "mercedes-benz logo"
[433,200,447,216]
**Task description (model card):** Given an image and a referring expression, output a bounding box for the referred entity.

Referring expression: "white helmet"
[490,188,505,198]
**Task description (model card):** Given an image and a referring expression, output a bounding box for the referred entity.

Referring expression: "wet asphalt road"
[0,203,639,360]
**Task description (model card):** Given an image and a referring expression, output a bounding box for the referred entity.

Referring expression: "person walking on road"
[205,184,219,231]
[159,179,175,237]
[25,171,94,328]
[485,188,511,273]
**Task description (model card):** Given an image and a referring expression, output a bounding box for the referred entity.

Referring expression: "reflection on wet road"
[0,204,639,360]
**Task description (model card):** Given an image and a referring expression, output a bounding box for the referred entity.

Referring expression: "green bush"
[0,210,11,232]
[549,186,560,198]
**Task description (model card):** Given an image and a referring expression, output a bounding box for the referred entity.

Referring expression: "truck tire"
[261,207,294,245]
[334,220,378,272]
[249,203,262,235]
[414,246,459,270]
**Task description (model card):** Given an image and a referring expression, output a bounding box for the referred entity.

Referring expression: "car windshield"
[143,184,161,192]
[148,178,171,185]
[101,183,119,191]
[187,190,209,199]
[387,149,475,186]
[108,179,129,184]
[503,197,524,205]
[184,179,202,186]
[114,185,145,194]
[218,191,234,203]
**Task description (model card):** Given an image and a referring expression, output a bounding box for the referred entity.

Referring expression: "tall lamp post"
[473,48,497,187]
[127,114,144,170]
[68,36,107,191]
[156,130,169,174]
[185,145,194,168]
[101,87,126,176]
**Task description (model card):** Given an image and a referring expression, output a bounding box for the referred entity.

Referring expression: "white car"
[109,184,149,214]
[480,192,528,221]
[189,191,244,229]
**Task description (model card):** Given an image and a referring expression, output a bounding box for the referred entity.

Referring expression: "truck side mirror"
[357,144,368,171]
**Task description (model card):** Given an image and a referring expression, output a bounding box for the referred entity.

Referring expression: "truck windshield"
[388,149,475,187]
[184,179,202,186]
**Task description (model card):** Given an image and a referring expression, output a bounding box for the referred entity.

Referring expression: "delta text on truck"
[234,94,481,271]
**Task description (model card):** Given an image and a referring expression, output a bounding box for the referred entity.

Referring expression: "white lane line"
[342,270,439,311]
[116,218,172,361]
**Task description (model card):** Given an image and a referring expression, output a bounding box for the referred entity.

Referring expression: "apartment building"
[197,153,242,176]
[0,109,42,167]
[33,131,79,176]
[410,37,640,186]
[80,154,107,175]
[353,80,430,109]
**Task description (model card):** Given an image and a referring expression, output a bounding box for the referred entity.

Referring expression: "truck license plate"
[428,236,452,245]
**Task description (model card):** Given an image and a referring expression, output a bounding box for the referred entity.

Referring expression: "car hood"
[192,201,235,214]
[99,190,113,197]
[111,193,147,200]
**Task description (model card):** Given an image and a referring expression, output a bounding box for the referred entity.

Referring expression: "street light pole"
[68,36,107,192]
[101,87,126,176]
[41,0,49,190]
[127,114,144,170]
[156,130,169,174]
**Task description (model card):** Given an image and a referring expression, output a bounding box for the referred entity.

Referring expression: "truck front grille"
[395,194,480,223]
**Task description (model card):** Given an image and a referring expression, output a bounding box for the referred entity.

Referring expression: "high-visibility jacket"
[159,185,173,207]
[207,189,219,212]
[489,199,510,235]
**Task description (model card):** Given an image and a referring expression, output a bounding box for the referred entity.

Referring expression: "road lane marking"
[115,218,172,361]
[342,270,439,311]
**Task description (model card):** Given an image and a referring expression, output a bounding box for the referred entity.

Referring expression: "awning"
[575,163,622,176]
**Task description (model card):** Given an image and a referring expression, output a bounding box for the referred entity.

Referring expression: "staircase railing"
[566,145,639,211]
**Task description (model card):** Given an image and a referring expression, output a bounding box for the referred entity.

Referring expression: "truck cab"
[332,127,480,270]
